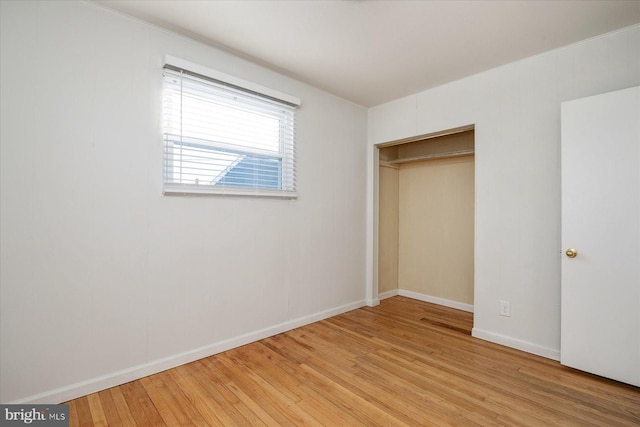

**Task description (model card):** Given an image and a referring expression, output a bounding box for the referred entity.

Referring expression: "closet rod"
[387,149,474,164]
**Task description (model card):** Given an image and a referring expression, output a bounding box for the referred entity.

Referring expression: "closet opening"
[377,126,475,327]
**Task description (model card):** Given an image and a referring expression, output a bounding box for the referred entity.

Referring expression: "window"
[162,58,299,198]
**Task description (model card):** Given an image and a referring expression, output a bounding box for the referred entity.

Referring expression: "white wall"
[0,1,367,403]
[367,25,640,359]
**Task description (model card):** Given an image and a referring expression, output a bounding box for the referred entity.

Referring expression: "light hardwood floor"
[66,296,640,426]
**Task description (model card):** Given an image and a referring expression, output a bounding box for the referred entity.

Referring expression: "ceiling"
[94,0,640,107]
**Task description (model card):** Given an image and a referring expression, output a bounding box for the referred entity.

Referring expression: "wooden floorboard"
[65,296,640,426]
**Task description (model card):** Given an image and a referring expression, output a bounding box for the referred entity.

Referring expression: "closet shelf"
[386,149,474,164]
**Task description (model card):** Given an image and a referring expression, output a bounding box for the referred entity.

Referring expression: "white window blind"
[162,62,298,198]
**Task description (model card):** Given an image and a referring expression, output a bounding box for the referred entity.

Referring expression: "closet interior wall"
[378,130,475,307]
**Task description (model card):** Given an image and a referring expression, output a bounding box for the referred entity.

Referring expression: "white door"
[561,86,640,387]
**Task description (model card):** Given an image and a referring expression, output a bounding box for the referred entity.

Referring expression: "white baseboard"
[472,328,560,361]
[378,289,399,300]
[366,298,381,307]
[10,299,367,404]
[397,289,474,313]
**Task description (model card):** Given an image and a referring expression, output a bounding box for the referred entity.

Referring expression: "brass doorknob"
[565,248,578,258]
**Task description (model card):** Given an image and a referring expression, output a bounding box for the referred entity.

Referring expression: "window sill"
[163,183,298,199]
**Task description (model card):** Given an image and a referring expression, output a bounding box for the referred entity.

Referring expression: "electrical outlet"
[499,300,511,317]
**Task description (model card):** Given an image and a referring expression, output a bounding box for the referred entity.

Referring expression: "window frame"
[162,56,300,199]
